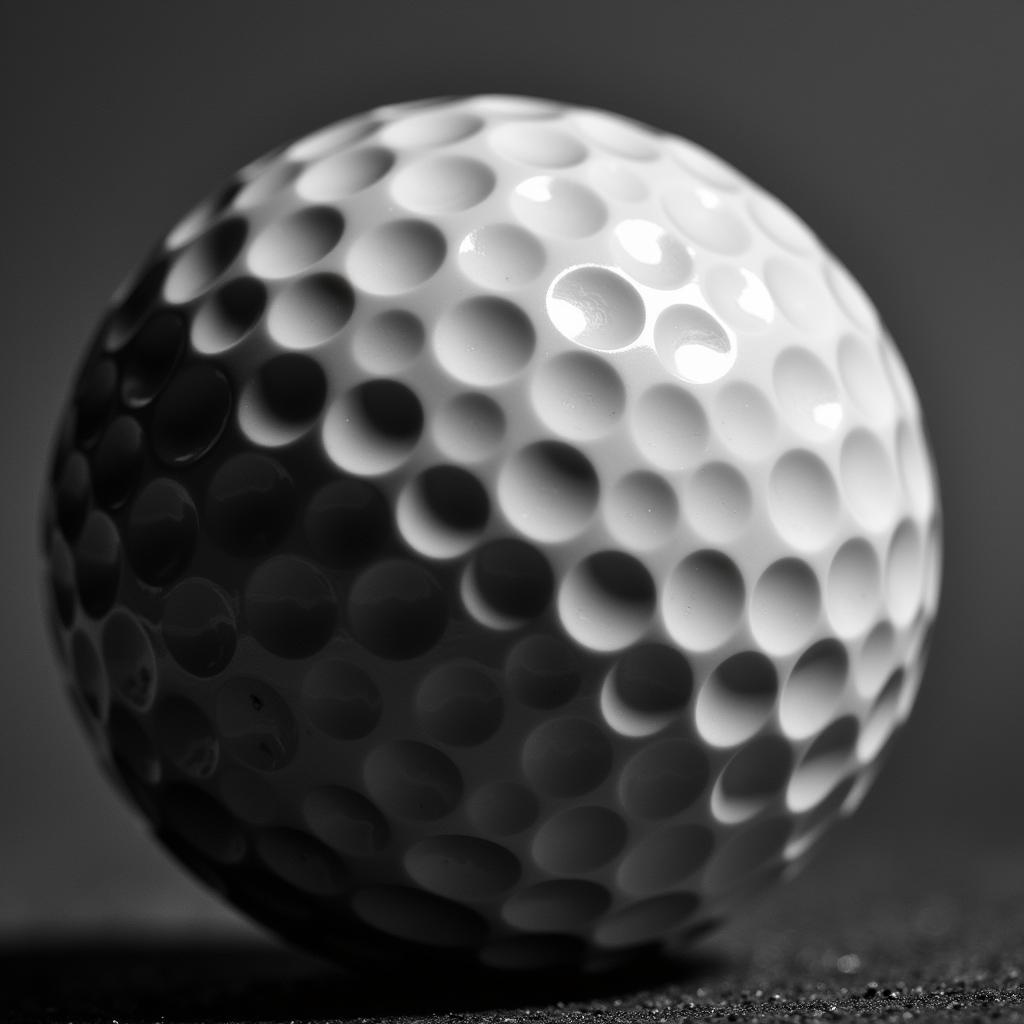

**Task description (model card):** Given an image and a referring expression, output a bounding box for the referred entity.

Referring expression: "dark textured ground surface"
[5,834,1023,1024]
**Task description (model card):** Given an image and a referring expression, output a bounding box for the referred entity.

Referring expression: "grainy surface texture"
[5,836,1023,1023]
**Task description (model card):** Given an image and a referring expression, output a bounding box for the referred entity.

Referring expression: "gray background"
[2,0,1021,932]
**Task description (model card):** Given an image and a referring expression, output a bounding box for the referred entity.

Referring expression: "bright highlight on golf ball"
[42,95,941,970]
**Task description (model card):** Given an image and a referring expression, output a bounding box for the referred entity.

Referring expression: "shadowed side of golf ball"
[41,95,941,971]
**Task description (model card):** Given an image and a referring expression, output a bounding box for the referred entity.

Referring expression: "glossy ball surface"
[41,95,941,971]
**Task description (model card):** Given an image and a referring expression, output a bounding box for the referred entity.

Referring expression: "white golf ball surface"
[43,95,941,970]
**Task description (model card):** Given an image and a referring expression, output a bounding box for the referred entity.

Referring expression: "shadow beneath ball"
[3,934,724,1022]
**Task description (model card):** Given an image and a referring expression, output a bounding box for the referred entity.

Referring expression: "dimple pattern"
[42,95,939,972]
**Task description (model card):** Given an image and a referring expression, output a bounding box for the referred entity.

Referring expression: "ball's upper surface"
[42,95,940,970]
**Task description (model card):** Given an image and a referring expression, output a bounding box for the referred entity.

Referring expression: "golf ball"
[42,95,941,970]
